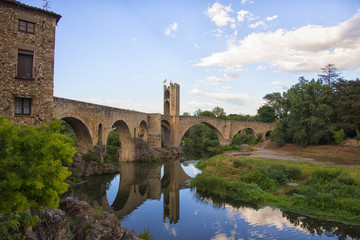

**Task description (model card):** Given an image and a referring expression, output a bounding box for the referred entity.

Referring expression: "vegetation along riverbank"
[191,154,360,225]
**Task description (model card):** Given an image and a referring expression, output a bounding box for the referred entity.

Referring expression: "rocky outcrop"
[28,199,140,240]
[134,138,182,161]
[69,153,116,177]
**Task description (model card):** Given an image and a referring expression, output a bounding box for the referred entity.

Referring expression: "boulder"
[239,144,251,152]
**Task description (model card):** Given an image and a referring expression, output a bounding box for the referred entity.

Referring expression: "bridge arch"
[161,120,171,147]
[138,120,148,141]
[176,121,225,147]
[110,120,134,162]
[60,117,93,154]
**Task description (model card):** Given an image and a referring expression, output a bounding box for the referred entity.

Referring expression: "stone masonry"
[0,0,61,125]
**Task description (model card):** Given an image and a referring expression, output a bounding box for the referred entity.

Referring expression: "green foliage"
[60,120,77,147]
[272,78,336,146]
[0,117,76,214]
[182,123,220,159]
[0,211,39,239]
[83,151,101,163]
[333,129,346,144]
[191,172,265,203]
[192,155,360,223]
[332,79,360,138]
[232,133,257,145]
[105,129,120,165]
[139,228,154,240]
[256,105,275,123]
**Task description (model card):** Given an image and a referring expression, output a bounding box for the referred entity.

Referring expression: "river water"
[66,160,360,240]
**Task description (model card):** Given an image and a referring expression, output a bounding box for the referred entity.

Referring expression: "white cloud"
[164,22,178,36]
[230,23,237,29]
[224,73,238,81]
[241,0,254,4]
[196,11,360,72]
[249,20,266,28]
[256,65,267,70]
[271,81,288,90]
[206,2,235,27]
[237,10,256,22]
[266,15,278,21]
[206,76,223,85]
[189,87,250,105]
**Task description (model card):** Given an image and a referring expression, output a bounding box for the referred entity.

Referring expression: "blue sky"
[22,0,360,115]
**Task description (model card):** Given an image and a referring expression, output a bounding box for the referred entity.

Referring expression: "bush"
[83,151,101,163]
[267,164,288,185]
[0,117,76,214]
[286,165,303,181]
[336,198,360,215]
[333,129,345,144]
[307,169,343,185]
[233,159,243,168]
[232,134,257,146]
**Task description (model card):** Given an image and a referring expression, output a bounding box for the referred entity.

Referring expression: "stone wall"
[0,0,60,125]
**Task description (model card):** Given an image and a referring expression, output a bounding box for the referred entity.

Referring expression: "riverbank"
[190,154,360,225]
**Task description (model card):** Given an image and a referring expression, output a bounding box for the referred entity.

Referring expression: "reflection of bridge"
[69,160,191,224]
[54,83,275,161]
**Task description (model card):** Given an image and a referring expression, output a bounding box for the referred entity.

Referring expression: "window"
[19,19,35,33]
[17,50,33,79]
[15,97,31,115]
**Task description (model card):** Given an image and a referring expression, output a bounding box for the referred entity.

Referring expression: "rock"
[84,161,100,177]
[60,199,141,240]
[30,208,71,240]
[239,144,251,152]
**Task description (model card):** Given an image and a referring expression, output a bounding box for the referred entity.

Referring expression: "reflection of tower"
[162,161,180,224]
[163,83,180,147]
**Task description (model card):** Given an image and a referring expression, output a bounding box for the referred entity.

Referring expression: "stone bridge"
[53,83,275,161]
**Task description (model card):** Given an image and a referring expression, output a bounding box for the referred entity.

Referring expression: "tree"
[0,117,76,214]
[182,112,191,116]
[256,105,275,123]
[332,79,360,137]
[273,79,335,146]
[212,106,226,119]
[318,64,341,85]
[263,92,287,119]
[194,109,216,118]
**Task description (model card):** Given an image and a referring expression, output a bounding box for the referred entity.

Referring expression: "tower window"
[15,97,31,115]
[19,19,35,33]
[17,49,34,79]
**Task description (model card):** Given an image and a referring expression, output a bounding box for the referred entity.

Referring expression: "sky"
[21,0,360,115]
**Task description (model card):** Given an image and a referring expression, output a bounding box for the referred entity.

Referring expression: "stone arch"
[265,130,273,139]
[177,121,225,147]
[138,120,148,141]
[97,123,103,145]
[164,89,170,99]
[230,127,256,144]
[164,100,170,115]
[110,120,134,162]
[161,120,171,148]
[61,117,93,154]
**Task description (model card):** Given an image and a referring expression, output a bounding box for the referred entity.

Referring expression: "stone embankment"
[28,199,140,240]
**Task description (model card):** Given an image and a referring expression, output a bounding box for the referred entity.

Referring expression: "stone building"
[0,0,61,125]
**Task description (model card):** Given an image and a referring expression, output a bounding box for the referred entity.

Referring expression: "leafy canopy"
[0,117,76,214]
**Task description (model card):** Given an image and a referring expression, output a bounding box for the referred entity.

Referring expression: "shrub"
[226,181,265,203]
[0,117,76,214]
[83,151,101,163]
[333,129,345,144]
[267,164,288,185]
[286,165,303,181]
[232,134,257,146]
[233,159,243,168]
[307,169,343,185]
[336,198,360,215]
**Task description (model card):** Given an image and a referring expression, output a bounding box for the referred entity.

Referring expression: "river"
[65,159,360,240]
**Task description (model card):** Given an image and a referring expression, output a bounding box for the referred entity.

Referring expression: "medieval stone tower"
[163,83,180,117]
[162,83,180,148]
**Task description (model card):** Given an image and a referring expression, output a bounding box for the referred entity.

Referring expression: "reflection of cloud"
[227,206,308,233]
[211,233,235,240]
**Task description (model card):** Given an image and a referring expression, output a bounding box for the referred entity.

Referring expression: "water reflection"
[66,160,360,239]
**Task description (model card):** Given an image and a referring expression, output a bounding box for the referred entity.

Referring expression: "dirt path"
[233,140,360,168]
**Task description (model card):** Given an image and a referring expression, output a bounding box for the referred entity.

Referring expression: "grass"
[191,154,360,225]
